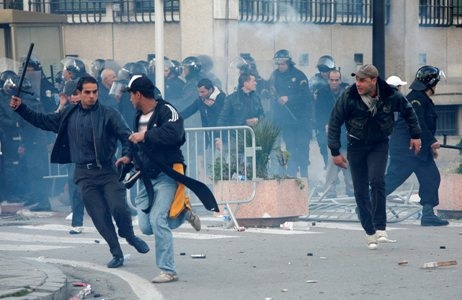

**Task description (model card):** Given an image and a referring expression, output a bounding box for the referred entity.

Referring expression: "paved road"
[0,211,461,300]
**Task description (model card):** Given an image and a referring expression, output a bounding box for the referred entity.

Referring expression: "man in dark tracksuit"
[328,64,421,250]
[385,65,448,226]
[10,75,149,268]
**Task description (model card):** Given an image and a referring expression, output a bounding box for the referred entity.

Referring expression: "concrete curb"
[0,255,67,300]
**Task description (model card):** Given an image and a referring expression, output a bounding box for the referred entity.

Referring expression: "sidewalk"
[0,254,67,300]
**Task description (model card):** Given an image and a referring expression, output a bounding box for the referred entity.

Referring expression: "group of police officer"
[0,51,449,228]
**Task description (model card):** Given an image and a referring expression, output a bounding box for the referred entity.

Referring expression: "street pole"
[155,0,165,95]
[372,0,386,77]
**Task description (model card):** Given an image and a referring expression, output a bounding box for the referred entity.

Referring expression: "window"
[435,105,458,135]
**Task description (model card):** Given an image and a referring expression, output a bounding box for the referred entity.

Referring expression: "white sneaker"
[366,233,378,250]
[69,227,83,234]
[376,230,397,243]
[151,272,178,283]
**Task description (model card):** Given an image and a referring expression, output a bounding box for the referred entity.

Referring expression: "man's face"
[355,76,377,96]
[244,75,257,92]
[276,61,289,73]
[328,72,341,92]
[63,69,73,81]
[129,91,142,110]
[198,86,213,99]
[78,82,98,109]
[102,70,116,89]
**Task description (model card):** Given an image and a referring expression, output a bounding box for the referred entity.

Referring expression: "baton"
[441,134,462,150]
[16,43,35,97]
[440,144,462,150]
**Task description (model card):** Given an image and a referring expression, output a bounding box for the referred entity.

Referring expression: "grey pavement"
[1,204,461,300]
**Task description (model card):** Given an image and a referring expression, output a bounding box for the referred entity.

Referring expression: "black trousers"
[282,124,311,178]
[385,155,440,207]
[347,139,389,235]
[74,165,134,258]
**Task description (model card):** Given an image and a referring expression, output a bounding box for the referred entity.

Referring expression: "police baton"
[15,43,35,97]
[441,134,462,150]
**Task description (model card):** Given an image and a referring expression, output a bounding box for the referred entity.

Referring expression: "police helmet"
[0,70,19,87]
[119,62,148,81]
[170,60,183,77]
[273,49,293,65]
[197,55,214,73]
[20,55,42,71]
[238,53,257,74]
[409,65,441,91]
[90,59,105,78]
[63,58,87,78]
[316,55,336,72]
[181,56,201,74]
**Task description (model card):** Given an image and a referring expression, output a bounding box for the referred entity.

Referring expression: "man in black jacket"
[117,75,201,283]
[10,75,149,268]
[385,66,449,226]
[328,64,422,250]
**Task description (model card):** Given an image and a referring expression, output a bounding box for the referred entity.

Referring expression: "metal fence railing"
[43,125,259,229]
[419,0,462,27]
[18,0,180,24]
[239,0,391,25]
[182,126,258,229]
[3,1,462,27]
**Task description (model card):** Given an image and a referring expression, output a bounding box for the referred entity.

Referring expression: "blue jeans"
[135,172,188,275]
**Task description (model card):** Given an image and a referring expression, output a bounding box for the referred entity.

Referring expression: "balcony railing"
[2,0,462,26]
[238,0,390,25]
[419,0,462,27]
[21,0,180,24]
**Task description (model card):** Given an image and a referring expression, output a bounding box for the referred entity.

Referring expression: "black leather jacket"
[328,77,421,156]
[15,101,131,166]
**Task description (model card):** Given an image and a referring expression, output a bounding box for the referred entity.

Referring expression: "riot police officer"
[180,56,203,127]
[385,65,449,226]
[310,55,336,100]
[268,49,313,178]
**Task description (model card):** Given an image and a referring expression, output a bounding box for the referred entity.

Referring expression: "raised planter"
[437,174,462,219]
[214,178,309,227]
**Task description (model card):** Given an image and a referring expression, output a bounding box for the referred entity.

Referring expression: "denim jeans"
[68,164,84,227]
[135,172,188,275]
[347,139,389,235]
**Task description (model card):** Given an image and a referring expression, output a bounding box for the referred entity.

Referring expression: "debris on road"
[398,260,408,266]
[191,254,206,259]
[422,260,457,269]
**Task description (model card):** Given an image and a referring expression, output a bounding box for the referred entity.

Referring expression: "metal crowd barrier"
[183,126,258,230]
[42,126,259,230]
[304,183,422,223]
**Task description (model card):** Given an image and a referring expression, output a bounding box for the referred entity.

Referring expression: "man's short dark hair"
[238,72,254,89]
[76,75,98,91]
[197,78,214,90]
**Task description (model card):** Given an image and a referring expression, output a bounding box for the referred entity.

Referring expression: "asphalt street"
[0,210,461,300]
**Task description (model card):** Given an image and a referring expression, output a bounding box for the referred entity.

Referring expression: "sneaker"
[188,211,201,232]
[151,272,178,283]
[69,227,83,234]
[376,230,396,243]
[366,233,378,250]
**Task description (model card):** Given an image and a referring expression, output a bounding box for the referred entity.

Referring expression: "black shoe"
[107,256,124,268]
[127,236,150,254]
[421,215,449,226]
[421,204,449,226]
